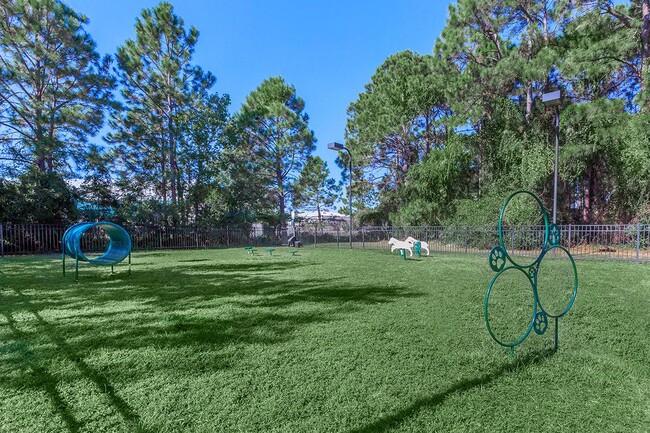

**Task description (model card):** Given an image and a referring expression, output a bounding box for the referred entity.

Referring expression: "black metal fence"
[300,224,650,262]
[1,222,649,261]
[0,223,286,256]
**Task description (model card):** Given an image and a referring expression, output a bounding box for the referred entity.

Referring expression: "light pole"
[328,142,353,248]
[542,89,562,224]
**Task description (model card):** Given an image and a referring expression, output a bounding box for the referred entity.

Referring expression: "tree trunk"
[168,109,177,207]
[642,0,650,109]
[525,17,533,120]
[476,121,484,197]
[526,84,533,119]
[424,114,431,155]
[276,163,286,228]
[582,168,592,223]
[161,135,167,208]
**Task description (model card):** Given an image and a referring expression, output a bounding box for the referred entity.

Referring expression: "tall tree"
[345,51,450,215]
[180,91,230,224]
[293,156,340,223]
[434,0,515,196]
[236,76,315,224]
[500,0,572,117]
[109,1,215,223]
[565,1,649,109]
[0,0,114,174]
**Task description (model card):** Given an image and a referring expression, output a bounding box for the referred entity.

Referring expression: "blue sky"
[65,0,453,182]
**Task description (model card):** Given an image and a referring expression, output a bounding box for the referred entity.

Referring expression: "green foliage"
[293,156,340,222]
[346,0,650,225]
[345,51,450,198]
[448,192,506,226]
[180,92,231,224]
[2,0,650,227]
[0,0,115,174]
[236,76,316,222]
[78,144,117,219]
[109,1,219,224]
[392,138,473,225]
[1,169,78,223]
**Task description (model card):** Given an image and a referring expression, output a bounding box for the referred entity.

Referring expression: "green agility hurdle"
[484,190,578,354]
[62,222,132,280]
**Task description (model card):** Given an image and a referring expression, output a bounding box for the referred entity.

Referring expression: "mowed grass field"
[1,248,649,432]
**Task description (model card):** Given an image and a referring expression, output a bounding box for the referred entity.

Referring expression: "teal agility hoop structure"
[484,190,578,353]
[62,222,131,280]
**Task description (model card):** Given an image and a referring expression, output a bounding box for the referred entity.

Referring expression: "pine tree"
[0,0,114,175]
[109,1,215,223]
[345,51,449,197]
[236,76,315,225]
[181,92,230,223]
[293,156,340,223]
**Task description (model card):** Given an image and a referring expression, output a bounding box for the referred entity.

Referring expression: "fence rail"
[301,224,650,262]
[1,222,649,262]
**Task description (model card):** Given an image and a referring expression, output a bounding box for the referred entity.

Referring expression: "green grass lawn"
[1,248,649,432]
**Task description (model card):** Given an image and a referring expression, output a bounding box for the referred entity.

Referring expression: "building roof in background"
[297,211,349,222]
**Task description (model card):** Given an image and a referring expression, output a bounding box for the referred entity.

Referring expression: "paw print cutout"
[533,311,548,335]
[549,223,561,246]
[484,190,578,353]
[488,246,506,272]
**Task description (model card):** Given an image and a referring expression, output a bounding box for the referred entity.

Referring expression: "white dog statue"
[388,237,413,256]
[405,236,430,256]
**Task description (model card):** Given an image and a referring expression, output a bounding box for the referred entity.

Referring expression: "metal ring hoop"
[533,245,578,319]
[498,190,550,268]
[484,266,537,348]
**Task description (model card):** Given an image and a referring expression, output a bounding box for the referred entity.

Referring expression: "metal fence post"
[337,227,340,249]
[636,222,641,262]
[362,227,365,249]
[567,224,572,253]
[0,222,3,258]
[465,226,469,254]
[314,230,317,248]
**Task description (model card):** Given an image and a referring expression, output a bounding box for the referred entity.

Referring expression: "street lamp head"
[327,142,345,151]
[542,89,562,107]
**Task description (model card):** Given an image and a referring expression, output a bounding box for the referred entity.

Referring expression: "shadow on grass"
[2,256,423,431]
[56,260,419,312]
[46,264,422,355]
[347,348,556,433]
[2,311,82,433]
[5,288,151,433]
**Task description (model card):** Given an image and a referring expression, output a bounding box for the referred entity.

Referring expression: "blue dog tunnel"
[62,222,131,278]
